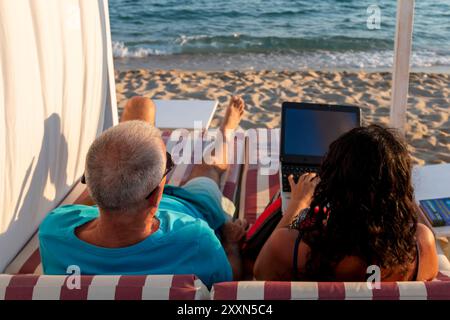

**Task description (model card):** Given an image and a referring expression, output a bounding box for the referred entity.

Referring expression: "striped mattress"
[0,274,209,300]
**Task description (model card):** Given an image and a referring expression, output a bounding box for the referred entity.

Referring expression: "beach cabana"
[0,0,449,300]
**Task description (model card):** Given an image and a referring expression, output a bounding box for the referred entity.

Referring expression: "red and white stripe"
[4,233,41,275]
[211,279,450,300]
[221,130,246,201]
[238,131,279,225]
[0,275,209,300]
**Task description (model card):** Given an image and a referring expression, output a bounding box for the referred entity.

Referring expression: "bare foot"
[220,96,245,133]
[208,96,245,172]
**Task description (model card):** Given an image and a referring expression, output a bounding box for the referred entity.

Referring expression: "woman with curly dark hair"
[254,124,438,281]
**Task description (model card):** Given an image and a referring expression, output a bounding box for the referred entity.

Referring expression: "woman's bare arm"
[254,173,319,280]
[416,223,439,281]
[253,227,312,281]
[254,228,294,280]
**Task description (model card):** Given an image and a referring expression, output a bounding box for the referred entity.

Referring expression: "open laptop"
[280,102,361,212]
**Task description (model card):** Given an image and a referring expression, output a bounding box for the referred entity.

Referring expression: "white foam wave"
[175,34,210,46]
[111,41,450,70]
[262,50,450,69]
[112,41,165,58]
[313,50,450,69]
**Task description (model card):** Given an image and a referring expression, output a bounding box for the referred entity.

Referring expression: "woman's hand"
[288,173,320,210]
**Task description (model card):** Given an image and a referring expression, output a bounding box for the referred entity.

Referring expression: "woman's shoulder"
[416,223,439,281]
[416,223,435,245]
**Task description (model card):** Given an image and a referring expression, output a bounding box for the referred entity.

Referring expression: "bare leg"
[176,96,247,281]
[120,96,156,125]
[182,96,245,186]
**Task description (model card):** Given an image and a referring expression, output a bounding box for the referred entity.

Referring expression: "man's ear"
[147,179,165,207]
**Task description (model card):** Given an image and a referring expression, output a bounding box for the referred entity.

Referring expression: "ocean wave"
[109,0,450,68]
[295,50,450,69]
[173,34,394,53]
[113,47,450,70]
[113,35,395,58]
[111,37,450,69]
[112,41,166,58]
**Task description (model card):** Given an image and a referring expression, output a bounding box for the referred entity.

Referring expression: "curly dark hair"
[301,124,418,281]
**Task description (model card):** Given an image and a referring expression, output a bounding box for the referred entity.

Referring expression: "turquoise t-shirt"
[39,195,232,288]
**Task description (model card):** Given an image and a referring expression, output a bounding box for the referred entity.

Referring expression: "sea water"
[109,0,450,71]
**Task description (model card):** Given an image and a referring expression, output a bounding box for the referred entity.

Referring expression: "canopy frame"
[390,0,415,133]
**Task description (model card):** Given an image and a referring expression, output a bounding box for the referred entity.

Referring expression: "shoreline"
[115,69,450,166]
[113,57,450,75]
[114,63,450,75]
[114,65,450,75]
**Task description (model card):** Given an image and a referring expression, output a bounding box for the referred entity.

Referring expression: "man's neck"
[76,208,159,248]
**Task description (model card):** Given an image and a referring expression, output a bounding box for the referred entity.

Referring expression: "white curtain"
[0,0,117,271]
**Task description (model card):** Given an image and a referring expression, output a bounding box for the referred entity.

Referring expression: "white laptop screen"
[284,108,359,157]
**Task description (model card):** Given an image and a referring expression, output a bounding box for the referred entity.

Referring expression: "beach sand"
[115,70,450,165]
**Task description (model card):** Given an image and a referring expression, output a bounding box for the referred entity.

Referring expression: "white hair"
[85,120,165,212]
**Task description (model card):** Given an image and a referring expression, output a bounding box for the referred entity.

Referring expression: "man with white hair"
[39,96,247,288]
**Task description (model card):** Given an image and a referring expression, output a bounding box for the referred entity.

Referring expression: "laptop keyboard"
[282,164,319,192]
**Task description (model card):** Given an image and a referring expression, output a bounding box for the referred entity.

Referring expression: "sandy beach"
[115,69,450,165]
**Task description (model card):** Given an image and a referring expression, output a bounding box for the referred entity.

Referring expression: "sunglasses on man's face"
[145,151,174,199]
[80,152,175,200]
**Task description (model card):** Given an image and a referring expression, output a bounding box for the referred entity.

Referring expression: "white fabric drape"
[0,0,117,271]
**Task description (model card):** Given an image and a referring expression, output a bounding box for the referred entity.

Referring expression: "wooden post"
[390,0,415,133]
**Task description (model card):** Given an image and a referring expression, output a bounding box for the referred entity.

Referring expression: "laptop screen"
[283,108,359,157]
